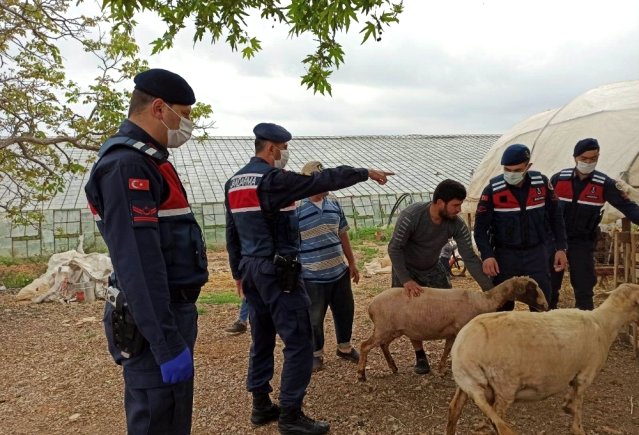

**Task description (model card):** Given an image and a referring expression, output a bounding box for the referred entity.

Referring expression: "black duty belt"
[170,289,200,303]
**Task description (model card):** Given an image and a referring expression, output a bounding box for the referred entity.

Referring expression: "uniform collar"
[250,156,272,166]
[118,119,169,160]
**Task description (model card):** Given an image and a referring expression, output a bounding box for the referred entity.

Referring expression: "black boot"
[278,406,330,435]
[251,393,280,425]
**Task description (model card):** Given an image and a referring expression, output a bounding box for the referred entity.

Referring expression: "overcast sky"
[73,0,639,137]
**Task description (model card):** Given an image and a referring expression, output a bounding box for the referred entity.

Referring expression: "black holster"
[111,293,147,358]
[273,254,302,293]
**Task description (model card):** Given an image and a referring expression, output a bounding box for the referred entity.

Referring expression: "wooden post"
[622,218,631,283]
[613,231,620,286]
[631,232,637,284]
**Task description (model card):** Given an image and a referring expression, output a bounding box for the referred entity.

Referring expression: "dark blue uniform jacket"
[225,157,368,279]
[551,168,639,239]
[85,120,208,366]
[474,171,567,260]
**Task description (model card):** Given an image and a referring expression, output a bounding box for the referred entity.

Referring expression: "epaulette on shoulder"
[528,170,545,186]
[558,168,574,180]
[489,174,507,192]
[99,136,164,160]
[591,170,607,185]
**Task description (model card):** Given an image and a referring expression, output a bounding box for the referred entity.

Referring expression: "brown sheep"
[357,276,547,381]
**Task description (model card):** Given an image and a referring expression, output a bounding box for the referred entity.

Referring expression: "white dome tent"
[464,80,639,223]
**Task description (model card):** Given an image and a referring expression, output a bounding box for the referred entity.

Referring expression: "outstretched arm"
[259,167,393,212]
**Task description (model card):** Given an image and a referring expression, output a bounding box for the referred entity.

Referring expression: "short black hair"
[128,89,155,116]
[433,179,466,203]
[255,138,268,153]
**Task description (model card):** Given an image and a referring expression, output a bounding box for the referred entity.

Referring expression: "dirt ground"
[1,251,638,435]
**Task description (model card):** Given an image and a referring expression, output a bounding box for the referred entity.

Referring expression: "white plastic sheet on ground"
[364,254,392,276]
[464,80,639,223]
[16,237,112,303]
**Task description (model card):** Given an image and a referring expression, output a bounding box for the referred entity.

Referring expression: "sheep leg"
[568,393,586,435]
[380,341,398,373]
[357,334,378,382]
[493,395,514,418]
[565,376,592,435]
[468,389,517,435]
[562,379,577,415]
[445,387,468,435]
[437,337,455,376]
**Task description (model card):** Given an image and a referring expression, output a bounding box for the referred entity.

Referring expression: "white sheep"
[357,276,548,381]
[446,282,639,435]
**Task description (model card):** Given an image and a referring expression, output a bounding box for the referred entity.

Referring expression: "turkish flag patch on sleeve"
[129,178,150,191]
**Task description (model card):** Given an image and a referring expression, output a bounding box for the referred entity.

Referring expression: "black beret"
[133,68,196,105]
[253,122,292,143]
[573,138,600,157]
[501,144,531,165]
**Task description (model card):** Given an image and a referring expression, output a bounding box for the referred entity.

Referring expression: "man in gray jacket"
[388,179,493,374]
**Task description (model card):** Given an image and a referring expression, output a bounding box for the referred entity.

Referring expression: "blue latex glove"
[160,348,193,384]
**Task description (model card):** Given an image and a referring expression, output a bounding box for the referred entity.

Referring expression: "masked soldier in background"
[85,69,207,434]
[550,138,639,310]
[225,122,392,435]
[474,144,568,311]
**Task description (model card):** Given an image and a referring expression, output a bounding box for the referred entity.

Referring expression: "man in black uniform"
[550,138,639,309]
[225,123,392,435]
[85,69,208,434]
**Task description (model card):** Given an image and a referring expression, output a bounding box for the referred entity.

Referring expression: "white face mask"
[503,171,526,185]
[576,161,597,174]
[274,149,290,169]
[162,104,193,149]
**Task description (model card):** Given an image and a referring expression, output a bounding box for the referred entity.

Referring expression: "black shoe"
[251,393,280,425]
[279,407,330,435]
[336,348,359,363]
[225,320,247,334]
[312,356,323,372]
[251,403,280,425]
[414,356,431,375]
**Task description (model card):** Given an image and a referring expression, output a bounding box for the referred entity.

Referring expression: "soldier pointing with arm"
[225,123,392,435]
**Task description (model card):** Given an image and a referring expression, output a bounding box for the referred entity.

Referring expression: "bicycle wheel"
[450,258,466,277]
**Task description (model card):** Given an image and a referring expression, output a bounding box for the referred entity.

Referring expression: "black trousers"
[551,238,597,310]
[493,244,551,312]
[240,256,313,408]
[104,302,198,435]
[305,272,354,354]
[391,261,451,289]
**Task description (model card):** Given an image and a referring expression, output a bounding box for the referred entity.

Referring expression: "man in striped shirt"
[297,161,360,372]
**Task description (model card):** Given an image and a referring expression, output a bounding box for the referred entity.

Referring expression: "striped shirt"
[297,197,350,283]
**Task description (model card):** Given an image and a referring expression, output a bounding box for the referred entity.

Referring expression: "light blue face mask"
[504,171,526,185]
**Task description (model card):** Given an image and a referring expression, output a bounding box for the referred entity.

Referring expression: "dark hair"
[128,89,155,116]
[255,138,269,153]
[433,179,466,203]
